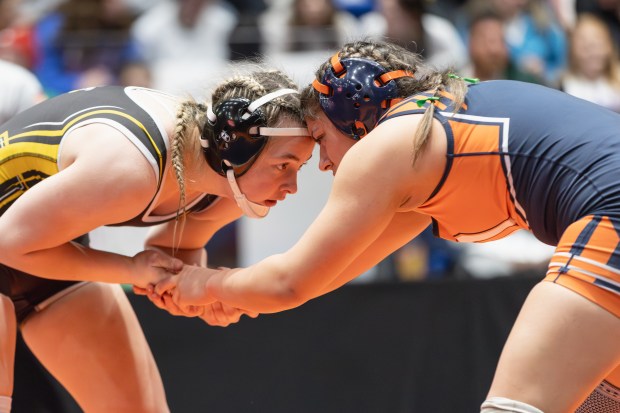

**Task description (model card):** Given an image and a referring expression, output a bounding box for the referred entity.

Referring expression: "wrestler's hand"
[130,250,183,288]
[142,285,205,317]
[139,284,258,325]
[154,264,221,307]
[200,302,259,327]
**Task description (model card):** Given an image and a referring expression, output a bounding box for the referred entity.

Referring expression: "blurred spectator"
[259,0,358,56]
[461,0,567,87]
[227,0,267,60]
[361,0,468,71]
[576,0,620,46]
[33,0,147,96]
[380,226,462,282]
[462,11,545,83]
[0,0,38,68]
[131,0,237,95]
[426,0,468,22]
[333,0,374,17]
[118,60,152,88]
[0,59,45,124]
[549,0,577,29]
[561,13,620,112]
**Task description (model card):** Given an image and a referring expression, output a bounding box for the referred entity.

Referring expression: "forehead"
[262,135,314,158]
[305,112,333,135]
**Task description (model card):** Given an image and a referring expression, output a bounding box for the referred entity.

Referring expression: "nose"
[318,146,333,172]
[281,173,298,195]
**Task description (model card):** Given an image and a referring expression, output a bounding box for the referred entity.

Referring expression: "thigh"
[0,294,16,396]
[487,281,620,413]
[20,283,169,413]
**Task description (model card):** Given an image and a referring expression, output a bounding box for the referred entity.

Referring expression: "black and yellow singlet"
[0,86,217,225]
[0,86,166,215]
[0,86,218,320]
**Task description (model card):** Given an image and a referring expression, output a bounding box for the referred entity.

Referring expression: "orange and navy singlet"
[379,80,620,316]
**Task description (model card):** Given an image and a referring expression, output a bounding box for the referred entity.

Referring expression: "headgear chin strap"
[225,167,269,219]
[200,88,310,219]
[312,54,415,140]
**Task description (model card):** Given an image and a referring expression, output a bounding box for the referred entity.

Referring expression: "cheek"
[238,169,272,196]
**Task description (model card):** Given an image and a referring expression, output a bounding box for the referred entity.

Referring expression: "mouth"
[264,200,278,207]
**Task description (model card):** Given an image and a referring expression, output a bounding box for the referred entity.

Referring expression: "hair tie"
[448,73,479,84]
[416,96,440,107]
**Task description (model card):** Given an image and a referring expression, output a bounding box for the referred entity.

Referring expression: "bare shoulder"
[58,123,158,219]
[337,113,446,210]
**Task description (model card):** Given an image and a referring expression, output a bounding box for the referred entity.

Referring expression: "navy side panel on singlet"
[463,80,620,245]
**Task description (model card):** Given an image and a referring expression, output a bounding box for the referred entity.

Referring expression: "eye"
[276,163,288,171]
[313,134,325,144]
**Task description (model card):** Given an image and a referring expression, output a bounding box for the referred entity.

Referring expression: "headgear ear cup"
[200,88,307,177]
[312,54,415,140]
[202,97,267,176]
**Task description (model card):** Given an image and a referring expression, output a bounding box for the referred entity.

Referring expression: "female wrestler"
[0,69,314,413]
[155,40,620,412]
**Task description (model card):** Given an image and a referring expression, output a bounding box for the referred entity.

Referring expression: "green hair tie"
[448,73,479,83]
[416,96,440,107]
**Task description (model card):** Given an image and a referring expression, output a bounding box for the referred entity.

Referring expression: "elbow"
[276,287,310,310]
[270,277,315,311]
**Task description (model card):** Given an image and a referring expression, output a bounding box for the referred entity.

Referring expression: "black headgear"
[200,88,308,177]
[312,54,415,140]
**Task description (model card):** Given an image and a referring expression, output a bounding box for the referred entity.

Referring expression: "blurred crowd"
[1,0,619,281]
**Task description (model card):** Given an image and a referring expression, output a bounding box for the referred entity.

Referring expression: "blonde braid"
[211,76,267,104]
[170,100,202,254]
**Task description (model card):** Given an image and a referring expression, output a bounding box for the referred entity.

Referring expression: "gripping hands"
[130,249,184,288]
[134,264,257,327]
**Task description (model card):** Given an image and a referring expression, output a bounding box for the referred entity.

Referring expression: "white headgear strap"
[200,88,309,149]
[225,167,270,219]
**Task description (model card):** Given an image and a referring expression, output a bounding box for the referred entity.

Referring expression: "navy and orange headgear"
[312,54,415,140]
[200,88,308,177]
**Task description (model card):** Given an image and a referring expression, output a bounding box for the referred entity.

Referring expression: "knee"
[481,397,544,413]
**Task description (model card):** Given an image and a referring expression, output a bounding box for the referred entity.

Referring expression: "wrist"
[204,267,233,301]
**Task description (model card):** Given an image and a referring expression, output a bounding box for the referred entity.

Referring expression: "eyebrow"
[278,152,313,163]
[309,124,324,137]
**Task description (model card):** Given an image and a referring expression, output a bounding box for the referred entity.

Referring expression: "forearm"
[205,255,315,314]
[0,242,136,284]
[146,244,207,267]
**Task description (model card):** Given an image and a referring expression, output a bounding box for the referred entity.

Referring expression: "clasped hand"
[134,264,257,327]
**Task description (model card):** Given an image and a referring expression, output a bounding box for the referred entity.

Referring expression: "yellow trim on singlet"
[4,109,164,179]
[0,156,58,211]
[0,142,60,181]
